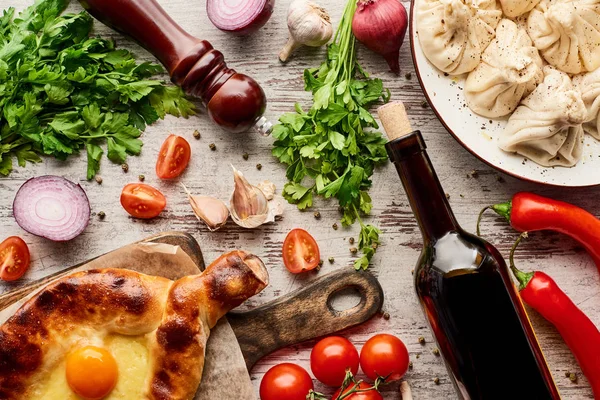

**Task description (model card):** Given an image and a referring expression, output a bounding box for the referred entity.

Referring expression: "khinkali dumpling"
[499,0,541,17]
[527,0,600,75]
[573,69,600,139]
[416,0,502,75]
[465,19,544,118]
[499,67,587,167]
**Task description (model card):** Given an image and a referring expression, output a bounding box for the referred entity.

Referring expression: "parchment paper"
[0,243,256,400]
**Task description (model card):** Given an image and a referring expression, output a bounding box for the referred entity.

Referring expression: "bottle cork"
[378,101,414,141]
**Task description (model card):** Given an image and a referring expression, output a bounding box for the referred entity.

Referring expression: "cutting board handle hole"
[327,286,364,314]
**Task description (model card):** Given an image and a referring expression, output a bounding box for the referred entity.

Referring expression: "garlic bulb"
[279,0,333,62]
[230,167,283,228]
[182,185,229,231]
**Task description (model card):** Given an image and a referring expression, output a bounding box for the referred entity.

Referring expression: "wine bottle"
[378,102,560,400]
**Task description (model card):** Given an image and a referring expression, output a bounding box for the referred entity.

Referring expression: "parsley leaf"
[0,0,196,178]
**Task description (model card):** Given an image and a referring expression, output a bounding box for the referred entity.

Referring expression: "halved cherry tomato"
[0,236,31,281]
[360,334,409,382]
[120,183,166,219]
[282,228,320,273]
[156,134,191,179]
[259,363,314,400]
[332,381,383,400]
[311,336,359,386]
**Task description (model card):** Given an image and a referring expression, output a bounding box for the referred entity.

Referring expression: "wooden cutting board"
[0,231,385,371]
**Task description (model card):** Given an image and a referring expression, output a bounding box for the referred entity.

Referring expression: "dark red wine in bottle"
[379,103,560,400]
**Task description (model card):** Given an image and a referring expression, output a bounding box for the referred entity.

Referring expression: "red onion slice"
[207,0,275,36]
[13,176,91,242]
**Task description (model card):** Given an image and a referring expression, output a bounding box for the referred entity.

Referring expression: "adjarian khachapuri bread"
[528,0,600,75]
[465,19,544,118]
[416,0,502,75]
[0,250,269,400]
[499,67,587,167]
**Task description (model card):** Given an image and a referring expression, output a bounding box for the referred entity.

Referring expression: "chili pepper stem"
[509,232,535,291]
[476,201,512,236]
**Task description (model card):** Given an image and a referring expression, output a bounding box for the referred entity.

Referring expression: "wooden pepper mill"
[78,0,271,134]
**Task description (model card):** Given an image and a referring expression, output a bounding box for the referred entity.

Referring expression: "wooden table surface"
[1,0,599,399]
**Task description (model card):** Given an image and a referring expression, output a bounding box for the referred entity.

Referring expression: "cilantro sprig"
[272,0,389,270]
[0,0,195,179]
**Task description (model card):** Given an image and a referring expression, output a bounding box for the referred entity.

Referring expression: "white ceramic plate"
[409,1,600,187]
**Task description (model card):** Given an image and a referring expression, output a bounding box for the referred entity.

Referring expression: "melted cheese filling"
[28,334,150,400]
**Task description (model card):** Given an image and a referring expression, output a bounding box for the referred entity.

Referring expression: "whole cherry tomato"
[332,381,383,400]
[360,334,409,382]
[156,134,191,179]
[311,336,359,386]
[120,183,166,219]
[259,363,313,400]
[0,236,30,281]
[282,228,320,273]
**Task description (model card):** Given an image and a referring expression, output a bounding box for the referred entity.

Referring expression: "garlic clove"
[182,185,229,231]
[257,180,276,200]
[230,166,272,229]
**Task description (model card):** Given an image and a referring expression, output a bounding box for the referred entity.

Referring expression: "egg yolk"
[65,346,118,400]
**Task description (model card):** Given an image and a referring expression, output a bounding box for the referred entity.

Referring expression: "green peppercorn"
[405,72,412,80]
[138,174,145,182]
[569,373,577,383]
[332,223,338,230]
[256,163,262,170]
[98,211,106,220]
[209,143,216,151]
[434,377,440,385]
[432,348,440,356]
[94,175,103,184]
[328,257,335,264]
[408,361,413,370]
[418,336,426,345]
[314,211,321,219]
[383,312,390,320]
[193,130,201,139]
[243,153,249,160]
[349,237,355,245]
[350,247,358,254]
[565,371,571,378]
[121,163,129,173]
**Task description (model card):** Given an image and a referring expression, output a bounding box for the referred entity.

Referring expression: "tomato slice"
[120,183,166,219]
[156,134,191,179]
[282,229,320,273]
[0,236,31,282]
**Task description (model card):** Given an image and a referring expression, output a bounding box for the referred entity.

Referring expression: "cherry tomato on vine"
[282,229,320,273]
[332,382,383,400]
[311,336,359,386]
[120,183,166,219]
[156,134,191,179]
[0,236,30,281]
[259,363,313,400]
[360,334,409,382]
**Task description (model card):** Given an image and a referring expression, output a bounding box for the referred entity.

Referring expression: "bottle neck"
[386,131,461,243]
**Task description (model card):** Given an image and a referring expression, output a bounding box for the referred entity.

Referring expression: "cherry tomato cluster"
[260,334,410,400]
[121,134,191,219]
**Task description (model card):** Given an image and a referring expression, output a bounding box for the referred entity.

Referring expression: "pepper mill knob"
[79,0,270,134]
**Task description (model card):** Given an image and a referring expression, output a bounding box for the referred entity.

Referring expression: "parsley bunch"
[0,0,195,179]
[272,0,389,270]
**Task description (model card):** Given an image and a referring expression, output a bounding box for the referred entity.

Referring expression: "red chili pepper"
[509,234,600,398]
[478,192,600,267]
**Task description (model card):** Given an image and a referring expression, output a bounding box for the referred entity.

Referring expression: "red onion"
[13,176,91,242]
[207,0,275,36]
[352,0,408,75]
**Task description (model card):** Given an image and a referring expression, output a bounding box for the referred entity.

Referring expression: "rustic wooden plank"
[1,0,598,398]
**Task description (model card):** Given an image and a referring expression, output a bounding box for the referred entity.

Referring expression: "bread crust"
[0,250,268,400]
